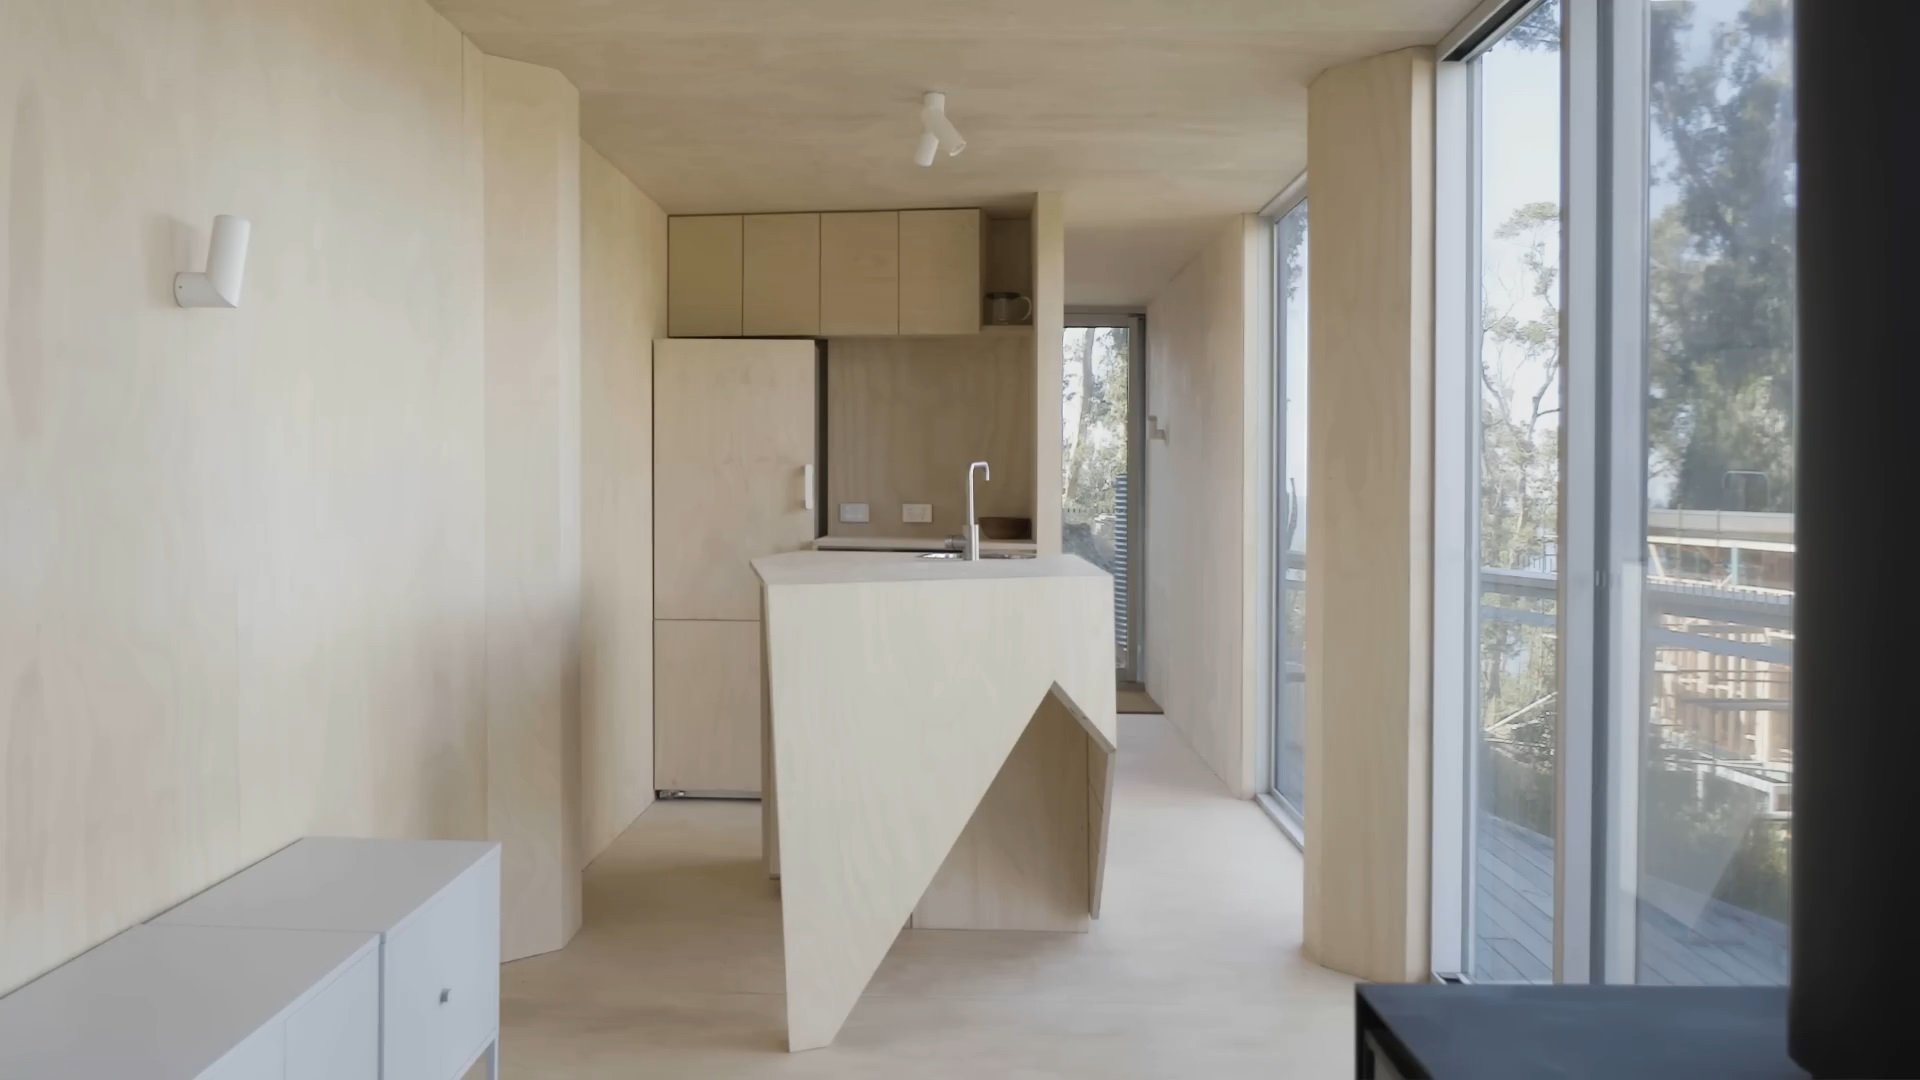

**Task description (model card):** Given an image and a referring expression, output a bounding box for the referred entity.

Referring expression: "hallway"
[497,714,1352,1078]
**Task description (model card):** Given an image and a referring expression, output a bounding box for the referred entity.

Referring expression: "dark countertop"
[1357,983,1807,1079]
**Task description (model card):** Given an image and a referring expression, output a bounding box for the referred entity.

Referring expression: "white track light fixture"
[915,92,966,167]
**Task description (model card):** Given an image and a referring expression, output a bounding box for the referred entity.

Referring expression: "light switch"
[838,503,870,524]
[901,503,933,524]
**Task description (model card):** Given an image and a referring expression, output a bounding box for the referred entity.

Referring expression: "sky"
[1479,23,1563,439]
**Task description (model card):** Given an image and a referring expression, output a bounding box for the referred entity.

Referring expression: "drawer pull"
[439,988,452,1005]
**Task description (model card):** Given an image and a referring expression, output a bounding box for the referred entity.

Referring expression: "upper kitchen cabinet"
[819,211,899,336]
[899,209,983,335]
[669,215,744,337]
[743,213,821,336]
[669,207,988,337]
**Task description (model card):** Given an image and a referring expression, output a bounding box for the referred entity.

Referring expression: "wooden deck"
[1473,813,1789,985]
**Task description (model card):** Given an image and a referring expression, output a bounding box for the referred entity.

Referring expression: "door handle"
[803,464,816,512]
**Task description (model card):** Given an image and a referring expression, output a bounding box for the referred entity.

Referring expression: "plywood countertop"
[811,535,1038,555]
[754,550,1102,587]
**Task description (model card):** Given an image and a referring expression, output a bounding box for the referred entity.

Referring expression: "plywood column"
[482,56,583,961]
[1302,47,1434,983]
[579,145,666,864]
[1031,192,1066,555]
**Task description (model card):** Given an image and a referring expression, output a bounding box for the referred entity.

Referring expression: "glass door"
[1062,316,1144,681]
[1272,202,1310,824]
[1435,0,1795,987]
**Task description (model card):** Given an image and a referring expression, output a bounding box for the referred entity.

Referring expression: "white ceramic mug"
[986,291,1033,325]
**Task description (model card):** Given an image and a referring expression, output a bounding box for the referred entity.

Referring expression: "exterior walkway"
[1474,813,1789,985]
[497,714,1353,1078]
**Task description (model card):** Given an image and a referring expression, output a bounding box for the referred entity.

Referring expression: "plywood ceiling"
[432,0,1473,306]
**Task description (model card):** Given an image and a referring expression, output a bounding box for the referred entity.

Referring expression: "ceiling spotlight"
[915,92,965,167]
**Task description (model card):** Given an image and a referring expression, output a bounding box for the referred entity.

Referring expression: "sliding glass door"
[1468,0,1563,983]
[1436,0,1795,987]
[1062,316,1144,681]
[1633,0,1795,986]
[1270,201,1310,826]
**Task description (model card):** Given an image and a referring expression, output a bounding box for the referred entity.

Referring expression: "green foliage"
[1479,198,1562,578]
[1648,0,1796,511]
[1642,765,1792,920]
[1062,327,1131,569]
[1505,0,1561,51]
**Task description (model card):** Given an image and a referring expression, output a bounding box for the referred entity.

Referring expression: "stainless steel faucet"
[965,461,991,561]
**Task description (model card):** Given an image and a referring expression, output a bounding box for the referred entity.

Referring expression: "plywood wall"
[0,0,489,995]
[1031,193,1067,556]
[825,334,1036,541]
[481,55,583,961]
[579,146,665,864]
[1302,47,1434,984]
[1143,215,1267,799]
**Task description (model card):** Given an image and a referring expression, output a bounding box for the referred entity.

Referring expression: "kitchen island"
[752,551,1117,1052]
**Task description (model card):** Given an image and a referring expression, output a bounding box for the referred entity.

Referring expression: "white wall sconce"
[174,215,251,308]
[913,92,967,167]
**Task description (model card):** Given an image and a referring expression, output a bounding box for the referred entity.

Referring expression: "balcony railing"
[1473,553,1793,984]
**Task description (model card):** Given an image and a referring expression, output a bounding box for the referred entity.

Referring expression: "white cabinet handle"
[803,463,816,511]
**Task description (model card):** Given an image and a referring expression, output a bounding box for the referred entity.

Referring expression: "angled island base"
[754,552,1117,1052]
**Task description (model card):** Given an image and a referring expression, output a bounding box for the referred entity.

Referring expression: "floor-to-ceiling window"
[1268,199,1310,829]
[1468,0,1563,984]
[1062,316,1145,680]
[1436,0,1794,986]
[1634,0,1794,986]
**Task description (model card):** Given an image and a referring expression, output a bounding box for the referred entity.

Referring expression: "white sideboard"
[0,923,380,1079]
[156,838,502,1080]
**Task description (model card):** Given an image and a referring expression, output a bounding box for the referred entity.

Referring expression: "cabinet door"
[284,950,379,1080]
[819,211,898,336]
[669,215,743,337]
[380,913,443,1080]
[432,864,500,1078]
[899,208,982,335]
[743,213,820,336]
[656,619,764,794]
[654,339,818,621]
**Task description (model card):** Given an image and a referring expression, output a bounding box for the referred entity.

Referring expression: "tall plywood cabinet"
[819,211,900,336]
[899,208,983,335]
[669,215,743,337]
[654,339,818,794]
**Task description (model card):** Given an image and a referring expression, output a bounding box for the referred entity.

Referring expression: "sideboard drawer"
[197,1027,286,1080]
[434,858,501,1075]
[381,908,445,1080]
[381,856,500,1079]
[284,948,379,1080]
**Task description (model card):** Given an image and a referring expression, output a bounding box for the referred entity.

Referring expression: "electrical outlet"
[901,503,933,524]
[838,502,870,524]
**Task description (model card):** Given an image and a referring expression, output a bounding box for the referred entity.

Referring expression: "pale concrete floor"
[496,714,1353,1078]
